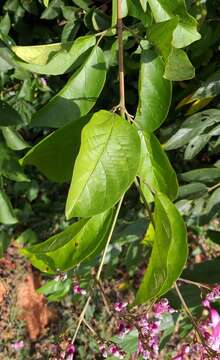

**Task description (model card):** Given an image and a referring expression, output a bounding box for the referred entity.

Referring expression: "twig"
[96,279,112,315]
[179,278,211,291]
[174,282,217,357]
[117,0,125,118]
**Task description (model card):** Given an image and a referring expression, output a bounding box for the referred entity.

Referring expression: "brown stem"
[117,0,125,118]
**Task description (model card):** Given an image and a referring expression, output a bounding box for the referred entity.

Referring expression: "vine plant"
[3,0,217,357]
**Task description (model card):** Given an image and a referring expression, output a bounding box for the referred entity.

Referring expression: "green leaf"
[0,143,29,182]
[136,192,187,303]
[0,231,10,257]
[2,127,29,151]
[207,230,220,245]
[127,0,151,26]
[16,229,38,245]
[183,257,220,284]
[164,109,220,150]
[43,0,50,6]
[21,115,89,183]
[135,49,172,132]
[164,48,195,81]
[66,110,141,219]
[31,46,106,128]
[37,279,72,301]
[14,35,96,75]
[184,134,211,160]
[22,209,113,273]
[12,43,62,65]
[0,101,23,126]
[111,329,138,354]
[180,168,220,184]
[178,183,208,200]
[148,0,201,48]
[0,189,17,224]
[138,132,178,201]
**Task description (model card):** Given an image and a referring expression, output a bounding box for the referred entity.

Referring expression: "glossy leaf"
[14,35,96,75]
[135,49,172,132]
[0,143,29,182]
[138,132,178,201]
[66,110,141,219]
[22,209,113,273]
[2,127,29,150]
[21,116,89,183]
[136,192,187,303]
[0,101,23,126]
[31,47,106,128]
[148,0,201,48]
[181,168,220,184]
[0,189,17,224]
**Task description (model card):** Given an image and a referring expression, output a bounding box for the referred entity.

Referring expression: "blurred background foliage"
[1,0,220,359]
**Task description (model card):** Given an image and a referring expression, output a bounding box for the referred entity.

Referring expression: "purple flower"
[73,283,86,296]
[11,340,24,351]
[153,298,175,317]
[114,302,128,312]
[99,344,108,358]
[204,285,220,308]
[208,308,220,351]
[108,344,124,359]
[118,321,132,337]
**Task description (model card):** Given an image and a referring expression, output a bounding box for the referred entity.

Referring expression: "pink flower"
[118,321,132,337]
[99,344,108,358]
[208,308,220,351]
[73,283,86,296]
[11,340,24,351]
[114,302,128,312]
[153,298,175,317]
[108,344,124,359]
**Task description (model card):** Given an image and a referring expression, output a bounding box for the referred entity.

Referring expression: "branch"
[117,0,125,118]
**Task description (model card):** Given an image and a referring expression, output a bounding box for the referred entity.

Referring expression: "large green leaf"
[66,110,141,219]
[0,143,29,182]
[31,46,106,128]
[14,35,96,75]
[148,0,200,48]
[21,116,89,183]
[0,189,17,224]
[138,132,178,201]
[0,101,23,126]
[135,49,172,132]
[136,192,187,303]
[22,209,113,273]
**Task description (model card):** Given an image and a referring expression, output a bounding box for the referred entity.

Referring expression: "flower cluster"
[73,283,86,296]
[99,343,125,359]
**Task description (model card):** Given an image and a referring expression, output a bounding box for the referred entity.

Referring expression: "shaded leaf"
[177,183,208,200]
[180,168,220,184]
[66,110,140,219]
[136,192,187,303]
[207,230,220,245]
[2,127,29,150]
[0,231,10,257]
[183,257,220,284]
[21,115,89,183]
[0,143,29,182]
[184,134,211,160]
[0,101,23,126]
[31,46,106,128]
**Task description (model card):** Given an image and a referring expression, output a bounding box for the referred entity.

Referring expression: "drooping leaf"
[31,46,106,128]
[0,101,23,126]
[22,209,113,273]
[66,110,141,219]
[135,49,172,132]
[14,35,96,75]
[138,132,178,201]
[180,168,220,184]
[177,183,208,200]
[2,127,29,150]
[0,143,29,182]
[0,189,17,224]
[147,0,201,48]
[136,192,187,303]
[21,115,89,183]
